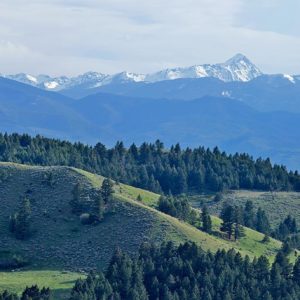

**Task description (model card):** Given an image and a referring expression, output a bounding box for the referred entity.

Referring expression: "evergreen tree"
[256,208,271,234]
[21,285,51,300]
[243,200,256,228]
[293,256,300,285]
[10,198,32,240]
[220,204,235,240]
[284,215,298,233]
[262,234,270,243]
[96,192,105,221]
[0,290,19,300]
[70,183,83,214]
[234,206,244,240]
[214,192,223,202]
[9,213,17,233]
[202,205,212,234]
[17,198,31,240]
[274,251,292,278]
[101,179,114,204]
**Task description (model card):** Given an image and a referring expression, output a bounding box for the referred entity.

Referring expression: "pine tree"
[97,193,105,221]
[21,285,51,300]
[234,206,244,240]
[202,205,212,234]
[283,215,298,233]
[293,256,300,284]
[9,213,17,233]
[262,234,270,243]
[14,198,31,240]
[70,182,83,214]
[101,178,114,204]
[256,208,271,234]
[214,192,223,202]
[243,200,256,228]
[0,290,19,300]
[274,251,292,278]
[255,256,270,280]
[220,204,235,240]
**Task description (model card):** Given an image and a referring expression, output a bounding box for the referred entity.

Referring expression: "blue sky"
[0,0,299,76]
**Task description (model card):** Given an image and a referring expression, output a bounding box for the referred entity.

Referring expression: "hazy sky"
[0,0,299,76]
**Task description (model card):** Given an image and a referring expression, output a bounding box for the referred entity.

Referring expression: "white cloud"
[0,0,299,75]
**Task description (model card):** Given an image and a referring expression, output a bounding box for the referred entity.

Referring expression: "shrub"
[0,252,29,270]
[214,192,223,202]
[80,213,91,225]
[80,213,99,225]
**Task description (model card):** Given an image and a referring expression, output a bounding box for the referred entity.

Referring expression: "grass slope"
[0,270,82,299]
[0,163,293,297]
[74,168,285,259]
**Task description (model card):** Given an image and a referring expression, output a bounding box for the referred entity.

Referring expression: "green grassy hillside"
[75,168,285,258]
[0,163,293,297]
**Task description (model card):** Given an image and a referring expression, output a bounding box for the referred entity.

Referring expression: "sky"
[0,0,299,76]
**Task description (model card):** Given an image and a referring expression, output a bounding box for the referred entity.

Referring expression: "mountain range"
[1,54,263,92]
[0,54,300,170]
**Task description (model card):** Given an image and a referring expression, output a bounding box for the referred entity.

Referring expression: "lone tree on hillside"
[92,179,114,222]
[256,208,271,234]
[9,197,32,240]
[95,191,105,221]
[70,182,83,214]
[101,178,114,204]
[201,205,212,234]
[220,204,235,239]
[220,204,244,241]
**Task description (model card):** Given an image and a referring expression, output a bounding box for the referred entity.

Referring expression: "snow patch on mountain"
[26,74,38,83]
[44,81,59,89]
[3,73,39,86]
[283,74,296,84]
[221,90,232,97]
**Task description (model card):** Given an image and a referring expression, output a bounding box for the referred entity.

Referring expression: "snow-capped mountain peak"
[225,53,250,65]
[0,54,264,91]
[221,54,262,82]
[145,54,262,83]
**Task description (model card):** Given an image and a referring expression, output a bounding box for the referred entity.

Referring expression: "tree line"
[0,285,50,300]
[69,241,300,300]
[0,133,300,195]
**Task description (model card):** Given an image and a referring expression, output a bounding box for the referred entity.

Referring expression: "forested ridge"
[69,242,300,300]
[0,133,300,195]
